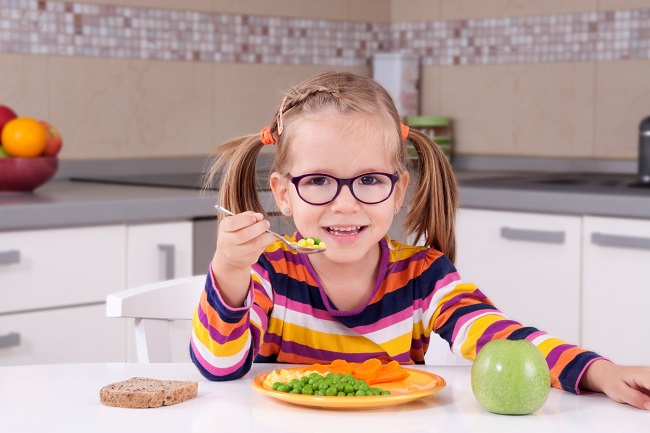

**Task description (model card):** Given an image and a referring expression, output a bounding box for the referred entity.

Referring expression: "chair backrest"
[106,275,205,363]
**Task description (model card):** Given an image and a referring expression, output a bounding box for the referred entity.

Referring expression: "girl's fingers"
[220,211,265,232]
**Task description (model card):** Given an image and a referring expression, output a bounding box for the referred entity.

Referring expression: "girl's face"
[270,110,409,265]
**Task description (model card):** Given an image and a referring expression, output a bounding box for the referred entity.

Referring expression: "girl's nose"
[329,184,360,213]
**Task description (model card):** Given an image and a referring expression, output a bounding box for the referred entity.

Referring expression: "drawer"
[0,225,126,314]
[0,303,126,365]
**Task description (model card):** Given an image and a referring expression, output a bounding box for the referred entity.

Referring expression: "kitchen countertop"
[1,170,650,232]
[1,362,648,433]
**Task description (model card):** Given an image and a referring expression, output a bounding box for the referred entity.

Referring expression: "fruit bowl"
[0,157,58,192]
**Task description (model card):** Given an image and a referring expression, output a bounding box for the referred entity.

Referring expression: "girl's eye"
[358,175,379,185]
[304,176,331,186]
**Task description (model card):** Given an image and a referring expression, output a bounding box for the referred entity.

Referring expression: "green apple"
[471,339,551,415]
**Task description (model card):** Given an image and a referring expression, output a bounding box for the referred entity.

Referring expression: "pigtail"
[404,128,458,263]
[203,134,267,219]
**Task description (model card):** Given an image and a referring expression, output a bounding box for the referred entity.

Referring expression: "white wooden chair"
[106,275,205,363]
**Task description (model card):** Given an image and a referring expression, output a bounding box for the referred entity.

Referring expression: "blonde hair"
[204,71,458,262]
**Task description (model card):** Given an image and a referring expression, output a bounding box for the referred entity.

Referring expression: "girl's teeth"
[328,226,361,235]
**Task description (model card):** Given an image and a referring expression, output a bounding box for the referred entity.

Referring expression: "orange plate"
[251,367,445,410]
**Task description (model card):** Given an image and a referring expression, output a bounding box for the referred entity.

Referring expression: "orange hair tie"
[400,123,409,143]
[260,126,275,145]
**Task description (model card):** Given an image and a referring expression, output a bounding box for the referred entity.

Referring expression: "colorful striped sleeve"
[190,261,275,381]
[429,273,603,394]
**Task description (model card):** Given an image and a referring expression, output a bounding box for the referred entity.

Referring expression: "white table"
[0,363,647,433]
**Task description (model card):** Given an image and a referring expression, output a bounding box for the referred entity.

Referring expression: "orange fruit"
[1,117,48,157]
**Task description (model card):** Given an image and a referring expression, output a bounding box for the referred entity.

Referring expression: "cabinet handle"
[0,332,20,349]
[0,250,21,265]
[500,227,565,244]
[158,244,176,280]
[591,232,650,250]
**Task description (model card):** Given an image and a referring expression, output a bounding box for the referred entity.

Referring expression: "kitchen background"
[2,1,650,367]
[1,0,650,163]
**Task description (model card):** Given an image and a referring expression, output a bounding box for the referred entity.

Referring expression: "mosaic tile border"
[0,0,649,67]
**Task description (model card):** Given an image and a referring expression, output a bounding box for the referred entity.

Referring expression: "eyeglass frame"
[286,171,400,205]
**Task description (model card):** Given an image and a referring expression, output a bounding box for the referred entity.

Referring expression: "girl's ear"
[270,172,291,211]
[394,170,410,209]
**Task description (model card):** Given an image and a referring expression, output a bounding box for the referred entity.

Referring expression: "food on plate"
[265,370,392,396]
[294,237,326,249]
[262,358,410,397]
[305,358,409,385]
[99,377,198,408]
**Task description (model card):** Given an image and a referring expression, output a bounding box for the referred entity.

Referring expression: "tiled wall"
[2,1,648,67]
[1,0,649,160]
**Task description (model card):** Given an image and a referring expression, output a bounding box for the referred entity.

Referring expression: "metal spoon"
[214,204,326,254]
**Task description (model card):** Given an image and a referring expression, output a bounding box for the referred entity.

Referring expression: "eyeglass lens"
[295,173,396,204]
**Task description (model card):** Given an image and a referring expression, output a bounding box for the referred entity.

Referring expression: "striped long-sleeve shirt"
[191,235,602,393]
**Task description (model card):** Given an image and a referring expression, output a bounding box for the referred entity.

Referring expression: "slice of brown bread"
[100,377,198,408]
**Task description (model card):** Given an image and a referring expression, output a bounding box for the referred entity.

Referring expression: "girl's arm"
[429,272,602,394]
[190,262,274,381]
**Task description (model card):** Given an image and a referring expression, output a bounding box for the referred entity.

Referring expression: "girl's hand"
[580,359,650,410]
[211,211,276,307]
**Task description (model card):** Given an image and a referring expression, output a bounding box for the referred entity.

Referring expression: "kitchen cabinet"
[454,209,582,344]
[0,304,125,365]
[0,225,127,365]
[582,216,650,365]
[125,221,194,363]
[0,221,194,365]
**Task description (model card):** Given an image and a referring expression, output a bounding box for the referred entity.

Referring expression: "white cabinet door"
[455,209,582,344]
[582,216,650,365]
[0,225,128,365]
[126,221,193,287]
[125,221,194,362]
[0,225,126,314]
[0,304,126,365]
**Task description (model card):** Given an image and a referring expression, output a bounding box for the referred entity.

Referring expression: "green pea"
[272,382,282,391]
[326,386,338,396]
[381,390,391,395]
[316,389,327,396]
[301,385,314,395]
[337,392,346,396]
[277,384,291,393]
[355,389,366,396]
[343,384,354,394]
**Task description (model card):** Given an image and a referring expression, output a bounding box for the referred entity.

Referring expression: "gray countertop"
[2,170,650,232]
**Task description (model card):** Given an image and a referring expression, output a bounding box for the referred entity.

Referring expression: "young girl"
[191,71,650,410]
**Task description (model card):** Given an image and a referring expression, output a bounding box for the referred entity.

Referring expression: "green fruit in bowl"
[471,339,551,415]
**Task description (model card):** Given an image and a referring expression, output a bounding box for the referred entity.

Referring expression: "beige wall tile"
[212,64,370,147]
[594,60,650,160]
[0,54,50,124]
[419,66,442,115]
[212,0,389,21]
[440,0,598,20]
[348,0,392,22]
[49,56,214,159]
[438,62,596,157]
[76,0,214,12]
[599,0,650,11]
[390,0,442,22]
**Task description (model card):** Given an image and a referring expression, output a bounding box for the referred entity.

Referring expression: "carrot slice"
[367,369,409,385]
